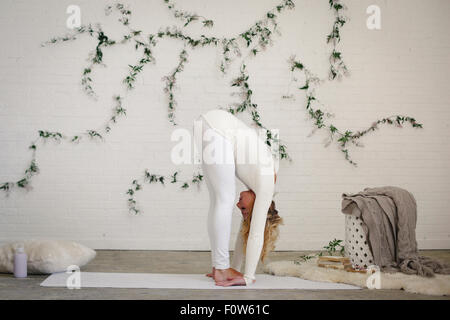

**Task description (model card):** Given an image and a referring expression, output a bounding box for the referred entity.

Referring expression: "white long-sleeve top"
[200,109,277,286]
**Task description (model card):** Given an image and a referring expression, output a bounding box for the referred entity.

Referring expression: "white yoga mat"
[40,272,361,290]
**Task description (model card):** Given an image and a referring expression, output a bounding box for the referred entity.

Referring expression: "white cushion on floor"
[41,272,361,290]
[0,239,96,274]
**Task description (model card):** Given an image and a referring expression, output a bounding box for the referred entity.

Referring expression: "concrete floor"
[1,250,449,300]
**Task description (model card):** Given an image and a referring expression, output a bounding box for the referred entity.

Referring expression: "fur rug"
[263,258,450,296]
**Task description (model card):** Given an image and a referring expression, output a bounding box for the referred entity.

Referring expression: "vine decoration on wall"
[0,0,296,212]
[0,0,423,215]
[282,0,422,166]
[125,0,296,213]
[162,48,189,125]
[156,0,295,126]
[327,0,349,80]
[163,0,214,28]
[228,63,290,161]
[285,55,423,166]
[126,170,204,214]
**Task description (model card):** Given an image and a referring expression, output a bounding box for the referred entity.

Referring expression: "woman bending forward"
[194,109,283,286]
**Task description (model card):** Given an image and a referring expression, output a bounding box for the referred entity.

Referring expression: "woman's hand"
[225,268,243,280]
[206,267,215,278]
[206,268,243,282]
[215,276,247,287]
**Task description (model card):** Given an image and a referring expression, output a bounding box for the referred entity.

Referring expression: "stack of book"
[317,256,366,273]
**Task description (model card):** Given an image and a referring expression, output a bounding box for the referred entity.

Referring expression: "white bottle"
[14,246,27,278]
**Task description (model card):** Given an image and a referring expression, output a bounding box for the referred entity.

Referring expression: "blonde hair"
[240,200,283,262]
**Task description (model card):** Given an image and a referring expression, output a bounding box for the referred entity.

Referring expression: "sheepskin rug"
[263,258,450,296]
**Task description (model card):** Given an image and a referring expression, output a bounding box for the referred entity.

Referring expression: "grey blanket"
[341,186,450,277]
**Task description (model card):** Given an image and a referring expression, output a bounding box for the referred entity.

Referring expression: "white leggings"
[201,118,236,269]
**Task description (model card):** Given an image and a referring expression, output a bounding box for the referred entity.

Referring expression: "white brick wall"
[0,0,449,250]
